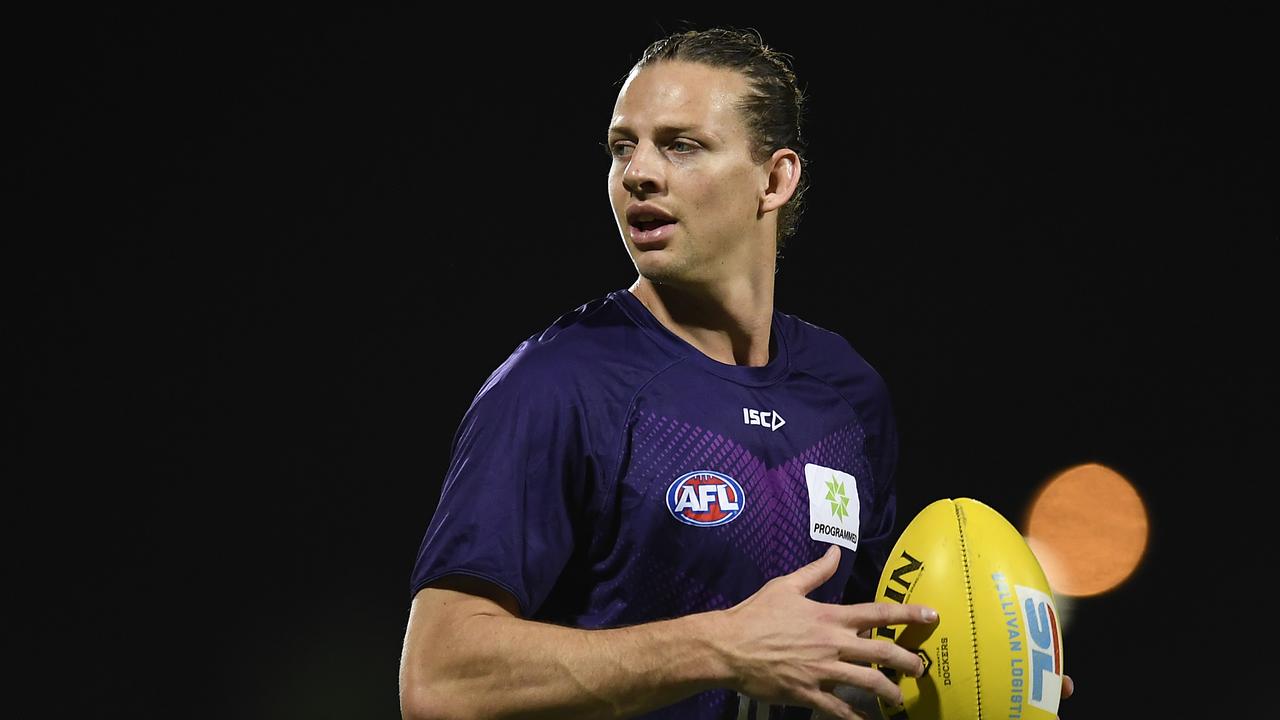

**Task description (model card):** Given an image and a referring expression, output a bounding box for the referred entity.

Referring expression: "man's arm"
[399,575,732,720]
[399,545,936,720]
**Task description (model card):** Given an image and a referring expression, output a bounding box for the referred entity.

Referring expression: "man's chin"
[632,256,685,287]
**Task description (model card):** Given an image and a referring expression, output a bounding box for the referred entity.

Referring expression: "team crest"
[666,470,745,527]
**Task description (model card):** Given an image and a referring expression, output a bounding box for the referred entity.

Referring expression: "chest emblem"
[666,470,746,527]
[805,463,860,550]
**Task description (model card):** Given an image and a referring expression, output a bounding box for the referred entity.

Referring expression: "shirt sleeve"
[409,343,589,616]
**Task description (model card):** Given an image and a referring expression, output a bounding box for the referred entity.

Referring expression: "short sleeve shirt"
[410,289,901,719]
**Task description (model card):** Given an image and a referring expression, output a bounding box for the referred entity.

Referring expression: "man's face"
[606,61,770,287]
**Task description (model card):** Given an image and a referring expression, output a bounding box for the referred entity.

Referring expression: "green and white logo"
[805,463,860,551]
[825,476,851,521]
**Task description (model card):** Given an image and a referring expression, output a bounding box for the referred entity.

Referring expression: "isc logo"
[666,471,745,527]
[742,407,786,431]
[1015,585,1063,712]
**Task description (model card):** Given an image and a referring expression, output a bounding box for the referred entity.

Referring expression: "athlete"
[399,28,1069,719]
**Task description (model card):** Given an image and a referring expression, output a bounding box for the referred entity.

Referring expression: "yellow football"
[873,498,1064,719]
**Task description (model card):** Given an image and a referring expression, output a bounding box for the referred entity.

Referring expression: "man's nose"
[622,142,664,195]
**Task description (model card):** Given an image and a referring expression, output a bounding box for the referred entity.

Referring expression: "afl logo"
[666,471,745,527]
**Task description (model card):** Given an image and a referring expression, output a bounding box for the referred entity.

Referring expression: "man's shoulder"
[477,290,662,397]
[777,309,868,366]
[513,290,642,362]
[777,309,891,397]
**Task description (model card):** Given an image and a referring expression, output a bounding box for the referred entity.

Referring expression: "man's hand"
[715,544,939,720]
[1056,673,1074,718]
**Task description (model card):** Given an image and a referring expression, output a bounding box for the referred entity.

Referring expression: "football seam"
[955,502,982,719]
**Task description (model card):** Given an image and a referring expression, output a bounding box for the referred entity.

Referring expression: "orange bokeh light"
[1024,463,1149,597]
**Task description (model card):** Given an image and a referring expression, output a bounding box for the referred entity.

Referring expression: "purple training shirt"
[411,288,900,719]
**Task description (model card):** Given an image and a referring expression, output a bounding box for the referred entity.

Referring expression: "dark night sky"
[11,7,1274,718]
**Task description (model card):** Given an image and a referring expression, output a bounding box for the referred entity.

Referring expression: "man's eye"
[671,140,696,152]
[609,143,633,158]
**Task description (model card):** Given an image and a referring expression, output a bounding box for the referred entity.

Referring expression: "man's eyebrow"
[606,124,711,140]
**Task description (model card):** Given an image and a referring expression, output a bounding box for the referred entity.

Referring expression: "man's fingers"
[788,544,842,594]
[844,601,937,629]
[823,661,905,708]
[1054,674,1073,718]
[805,690,865,720]
[835,629,925,677]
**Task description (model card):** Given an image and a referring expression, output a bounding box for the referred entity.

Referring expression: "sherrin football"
[873,498,1064,720]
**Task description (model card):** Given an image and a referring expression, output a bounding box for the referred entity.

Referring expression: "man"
[399,28,1068,719]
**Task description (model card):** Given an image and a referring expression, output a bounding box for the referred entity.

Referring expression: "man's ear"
[760,148,801,214]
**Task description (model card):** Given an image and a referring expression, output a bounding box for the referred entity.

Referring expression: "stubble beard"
[631,244,699,289]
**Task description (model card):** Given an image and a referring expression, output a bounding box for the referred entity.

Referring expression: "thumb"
[788,544,842,594]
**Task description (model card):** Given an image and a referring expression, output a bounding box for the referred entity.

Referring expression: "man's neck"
[629,276,775,367]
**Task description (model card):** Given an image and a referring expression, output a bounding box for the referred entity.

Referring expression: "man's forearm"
[403,608,735,720]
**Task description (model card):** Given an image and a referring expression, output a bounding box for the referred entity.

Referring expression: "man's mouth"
[632,218,676,231]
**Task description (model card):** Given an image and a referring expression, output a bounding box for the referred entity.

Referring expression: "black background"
[11,7,1274,718]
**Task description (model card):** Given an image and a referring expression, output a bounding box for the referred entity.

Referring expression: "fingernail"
[923,608,938,622]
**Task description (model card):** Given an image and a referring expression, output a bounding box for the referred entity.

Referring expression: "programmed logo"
[666,470,745,527]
